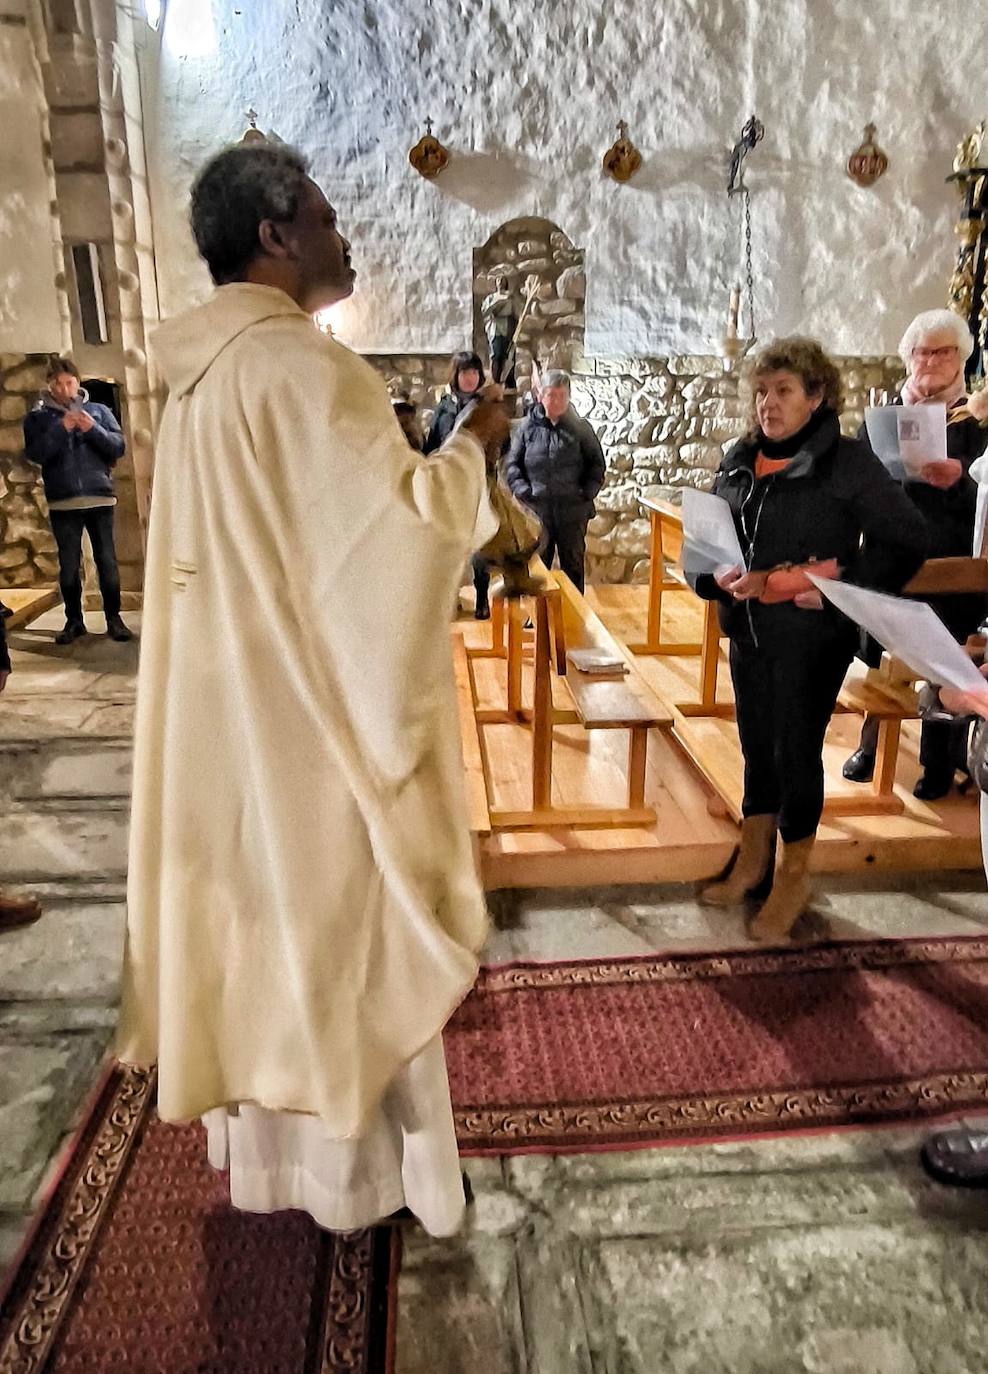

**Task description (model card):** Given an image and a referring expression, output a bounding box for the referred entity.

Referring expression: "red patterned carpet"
[446,937,988,1153]
[0,1067,398,1374]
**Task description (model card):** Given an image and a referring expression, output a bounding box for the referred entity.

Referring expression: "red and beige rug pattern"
[446,936,988,1153]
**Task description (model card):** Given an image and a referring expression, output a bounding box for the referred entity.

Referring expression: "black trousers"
[49,507,121,623]
[539,511,589,594]
[731,636,853,844]
[471,553,491,610]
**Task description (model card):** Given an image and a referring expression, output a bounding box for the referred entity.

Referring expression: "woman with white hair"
[843,308,988,799]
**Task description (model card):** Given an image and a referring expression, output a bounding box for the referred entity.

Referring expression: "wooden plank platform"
[0,587,59,632]
[459,584,984,890]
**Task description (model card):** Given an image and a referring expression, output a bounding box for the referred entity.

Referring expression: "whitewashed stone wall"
[144,0,984,360]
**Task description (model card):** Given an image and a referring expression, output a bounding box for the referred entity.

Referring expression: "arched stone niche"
[472,217,585,397]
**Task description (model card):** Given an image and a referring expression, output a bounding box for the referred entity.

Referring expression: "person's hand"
[794,589,824,610]
[920,458,963,489]
[722,569,769,601]
[73,410,95,433]
[460,400,511,453]
[714,564,742,591]
[940,664,988,720]
[61,412,77,431]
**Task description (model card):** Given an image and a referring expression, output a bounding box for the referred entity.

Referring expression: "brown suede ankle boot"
[700,814,776,907]
[749,835,815,943]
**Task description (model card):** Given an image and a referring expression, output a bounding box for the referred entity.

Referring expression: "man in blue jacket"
[23,358,131,644]
[503,369,605,593]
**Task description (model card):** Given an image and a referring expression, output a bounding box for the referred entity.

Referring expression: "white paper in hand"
[864,404,947,479]
[807,574,986,691]
[681,489,745,577]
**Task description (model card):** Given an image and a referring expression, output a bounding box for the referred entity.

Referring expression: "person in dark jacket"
[0,615,44,931]
[694,337,928,942]
[23,358,131,644]
[424,352,494,617]
[843,310,988,798]
[503,369,605,593]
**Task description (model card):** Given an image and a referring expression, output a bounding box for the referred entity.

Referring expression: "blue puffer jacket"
[503,404,606,515]
[23,392,125,503]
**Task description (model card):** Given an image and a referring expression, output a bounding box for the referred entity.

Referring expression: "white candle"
[727,286,741,339]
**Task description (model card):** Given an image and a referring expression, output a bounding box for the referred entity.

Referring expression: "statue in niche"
[954,121,986,174]
[481,275,519,387]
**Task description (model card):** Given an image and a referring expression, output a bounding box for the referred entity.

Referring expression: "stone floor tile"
[0,903,125,1002]
[0,809,129,882]
[0,1034,109,1210]
[396,1236,526,1374]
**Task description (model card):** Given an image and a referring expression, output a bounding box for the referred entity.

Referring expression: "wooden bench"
[832,659,917,817]
[461,560,674,830]
[628,495,733,719]
[0,587,60,632]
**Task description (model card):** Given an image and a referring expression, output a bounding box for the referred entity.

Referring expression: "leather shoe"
[842,749,875,783]
[921,1127,988,1187]
[913,771,952,801]
[0,891,42,932]
[106,615,133,642]
[474,602,491,621]
[54,621,87,646]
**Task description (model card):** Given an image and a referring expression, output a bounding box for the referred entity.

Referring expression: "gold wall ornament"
[408,118,450,178]
[846,123,888,187]
[946,122,988,382]
[602,121,642,183]
[241,108,266,144]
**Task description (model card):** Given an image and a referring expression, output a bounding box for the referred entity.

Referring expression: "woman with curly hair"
[692,337,927,942]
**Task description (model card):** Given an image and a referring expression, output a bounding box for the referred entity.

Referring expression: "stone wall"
[0,354,58,584]
[364,349,905,585]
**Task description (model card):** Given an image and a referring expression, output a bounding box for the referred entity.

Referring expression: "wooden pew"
[461,561,674,830]
[627,495,732,718]
[0,587,59,631]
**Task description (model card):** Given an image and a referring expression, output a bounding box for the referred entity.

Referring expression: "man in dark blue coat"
[23,358,131,644]
[503,370,605,593]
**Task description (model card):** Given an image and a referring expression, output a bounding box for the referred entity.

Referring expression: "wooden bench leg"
[645,509,663,650]
[874,717,901,797]
[507,600,524,717]
[532,596,554,810]
[491,597,505,655]
[627,726,649,808]
[548,587,567,675]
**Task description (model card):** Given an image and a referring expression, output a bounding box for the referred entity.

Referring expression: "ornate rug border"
[477,935,988,994]
[0,1062,155,1374]
[454,1070,988,1154]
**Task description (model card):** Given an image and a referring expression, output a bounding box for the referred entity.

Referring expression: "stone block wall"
[365,349,905,585]
[0,354,58,584]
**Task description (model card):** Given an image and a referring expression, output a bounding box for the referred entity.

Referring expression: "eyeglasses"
[911,346,958,361]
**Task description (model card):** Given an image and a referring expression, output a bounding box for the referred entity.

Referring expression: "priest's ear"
[257,217,297,262]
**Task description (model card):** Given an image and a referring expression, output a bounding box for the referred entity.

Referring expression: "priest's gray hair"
[190,142,311,285]
[542,369,571,389]
[899,309,974,366]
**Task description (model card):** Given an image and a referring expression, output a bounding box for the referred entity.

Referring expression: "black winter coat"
[23,395,124,503]
[694,409,929,654]
[504,405,606,518]
[857,397,988,648]
[423,389,475,454]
